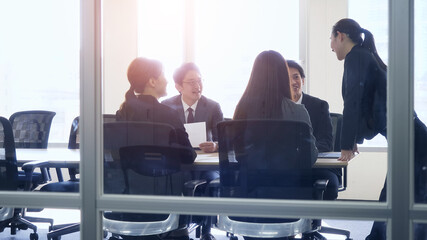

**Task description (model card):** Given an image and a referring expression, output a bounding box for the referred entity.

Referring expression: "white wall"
[103,0,138,114]
[304,0,347,114]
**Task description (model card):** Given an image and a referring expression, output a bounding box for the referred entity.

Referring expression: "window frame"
[1,1,426,240]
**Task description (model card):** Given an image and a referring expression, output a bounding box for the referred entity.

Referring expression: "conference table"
[14,148,349,169]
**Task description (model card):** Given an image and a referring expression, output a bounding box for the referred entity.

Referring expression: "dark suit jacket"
[116,95,196,163]
[341,45,387,150]
[162,95,224,141]
[301,93,333,152]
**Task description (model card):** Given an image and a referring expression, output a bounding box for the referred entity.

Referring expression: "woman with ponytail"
[331,18,427,240]
[330,18,387,162]
[116,57,196,163]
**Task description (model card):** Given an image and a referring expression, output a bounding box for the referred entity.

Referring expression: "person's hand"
[353,144,359,155]
[199,141,218,153]
[338,149,355,161]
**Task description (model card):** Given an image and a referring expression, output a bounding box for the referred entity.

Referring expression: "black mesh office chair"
[103,121,203,240]
[45,114,117,240]
[0,116,53,240]
[214,119,351,240]
[330,113,346,191]
[9,110,56,188]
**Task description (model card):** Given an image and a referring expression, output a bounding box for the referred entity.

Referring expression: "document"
[184,122,207,148]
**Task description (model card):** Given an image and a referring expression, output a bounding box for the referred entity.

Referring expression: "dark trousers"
[368,117,427,240]
[312,168,340,200]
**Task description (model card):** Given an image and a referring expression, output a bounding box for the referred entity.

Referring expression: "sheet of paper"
[184,122,206,148]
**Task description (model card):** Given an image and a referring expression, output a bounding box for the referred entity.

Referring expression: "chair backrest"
[68,114,117,149]
[0,117,18,191]
[330,113,343,152]
[103,121,181,194]
[119,145,191,196]
[217,119,316,200]
[9,111,56,149]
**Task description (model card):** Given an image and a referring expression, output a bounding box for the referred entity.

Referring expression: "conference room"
[1,0,426,240]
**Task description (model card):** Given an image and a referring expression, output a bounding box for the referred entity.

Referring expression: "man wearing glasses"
[162,62,224,153]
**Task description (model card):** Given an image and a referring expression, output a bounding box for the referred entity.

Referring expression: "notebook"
[317,152,341,158]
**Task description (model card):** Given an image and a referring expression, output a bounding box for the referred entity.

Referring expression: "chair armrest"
[21,160,50,190]
[184,179,207,197]
[313,179,329,200]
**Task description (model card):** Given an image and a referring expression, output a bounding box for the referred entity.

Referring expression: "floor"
[0,209,373,240]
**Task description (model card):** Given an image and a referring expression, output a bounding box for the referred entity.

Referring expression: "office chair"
[103,121,204,240]
[214,119,351,240]
[0,116,54,240]
[329,113,346,191]
[9,110,56,189]
[45,114,117,240]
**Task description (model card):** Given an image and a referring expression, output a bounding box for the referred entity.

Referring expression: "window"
[138,0,299,118]
[0,0,80,144]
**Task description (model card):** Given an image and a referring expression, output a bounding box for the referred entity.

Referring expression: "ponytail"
[361,28,387,71]
[333,18,387,71]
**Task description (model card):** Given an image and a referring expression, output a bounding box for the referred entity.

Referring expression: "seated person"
[115,57,196,240]
[162,62,222,240]
[287,60,339,200]
[162,63,224,153]
[234,51,317,163]
[116,57,196,161]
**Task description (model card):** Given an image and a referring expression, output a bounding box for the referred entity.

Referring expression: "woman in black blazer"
[330,18,427,240]
[330,18,387,162]
[116,57,196,163]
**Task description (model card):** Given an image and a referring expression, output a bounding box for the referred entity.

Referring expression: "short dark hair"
[173,62,201,85]
[286,60,305,79]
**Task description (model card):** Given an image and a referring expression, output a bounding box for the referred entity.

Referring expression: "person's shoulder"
[200,95,219,105]
[303,93,329,106]
[346,45,372,62]
[161,95,181,105]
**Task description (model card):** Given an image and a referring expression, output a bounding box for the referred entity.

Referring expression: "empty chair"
[0,116,53,240]
[215,119,351,240]
[9,110,56,188]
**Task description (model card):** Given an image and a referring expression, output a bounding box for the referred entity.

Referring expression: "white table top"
[13,148,349,168]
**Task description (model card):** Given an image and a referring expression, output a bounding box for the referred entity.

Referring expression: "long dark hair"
[332,18,387,71]
[120,57,163,106]
[233,50,292,120]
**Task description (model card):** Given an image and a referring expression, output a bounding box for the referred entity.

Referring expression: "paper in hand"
[184,122,207,148]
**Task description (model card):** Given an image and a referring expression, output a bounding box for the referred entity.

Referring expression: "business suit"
[162,95,224,141]
[116,94,196,164]
[341,45,387,150]
[301,93,339,200]
[301,93,333,152]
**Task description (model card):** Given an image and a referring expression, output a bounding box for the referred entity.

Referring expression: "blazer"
[162,95,224,141]
[301,93,333,152]
[281,98,319,166]
[116,95,196,164]
[341,45,387,150]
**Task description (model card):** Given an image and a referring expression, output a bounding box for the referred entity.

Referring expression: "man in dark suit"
[162,62,222,240]
[287,60,339,200]
[162,62,224,153]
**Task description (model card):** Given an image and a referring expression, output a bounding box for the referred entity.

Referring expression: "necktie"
[187,108,194,123]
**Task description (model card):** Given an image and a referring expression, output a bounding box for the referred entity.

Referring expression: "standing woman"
[330,18,427,240]
[330,18,387,163]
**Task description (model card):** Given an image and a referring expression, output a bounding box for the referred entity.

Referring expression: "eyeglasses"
[182,79,203,86]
